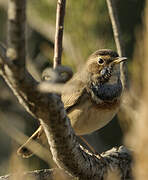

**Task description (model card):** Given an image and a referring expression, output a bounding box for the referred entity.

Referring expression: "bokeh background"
[0,0,146,176]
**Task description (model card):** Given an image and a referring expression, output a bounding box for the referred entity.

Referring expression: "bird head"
[86,49,127,84]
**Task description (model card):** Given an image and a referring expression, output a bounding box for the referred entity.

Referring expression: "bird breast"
[68,92,119,135]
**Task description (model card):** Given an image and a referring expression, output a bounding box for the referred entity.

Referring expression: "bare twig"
[106,0,124,56]
[106,0,128,89]
[53,0,66,68]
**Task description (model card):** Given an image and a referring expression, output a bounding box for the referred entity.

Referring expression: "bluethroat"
[17,49,127,157]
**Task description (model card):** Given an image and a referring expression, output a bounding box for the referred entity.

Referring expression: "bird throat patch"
[90,79,122,102]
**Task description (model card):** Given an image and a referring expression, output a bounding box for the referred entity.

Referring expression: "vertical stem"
[106,0,128,89]
[106,0,124,56]
[7,0,26,68]
[53,0,66,69]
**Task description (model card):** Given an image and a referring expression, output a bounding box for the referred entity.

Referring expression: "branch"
[106,0,124,56]
[53,0,66,68]
[0,169,74,180]
[0,0,133,179]
[0,43,132,179]
[0,146,132,180]
[106,0,128,89]
[7,0,26,67]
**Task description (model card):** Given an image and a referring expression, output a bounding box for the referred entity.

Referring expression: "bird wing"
[62,78,86,112]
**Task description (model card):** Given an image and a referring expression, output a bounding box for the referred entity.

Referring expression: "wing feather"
[62,78,86,111]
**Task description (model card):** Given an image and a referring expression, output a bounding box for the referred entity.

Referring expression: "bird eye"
[98,58,104,65]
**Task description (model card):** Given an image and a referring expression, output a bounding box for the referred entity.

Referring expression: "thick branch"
[0,43,49,120]
[53,0,66,68]
[0,43,132,179]
[106,0,128,89]
[0,147,132,180]
[7,0,26,67]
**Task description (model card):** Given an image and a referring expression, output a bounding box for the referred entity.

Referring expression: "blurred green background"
[0,0,145,176]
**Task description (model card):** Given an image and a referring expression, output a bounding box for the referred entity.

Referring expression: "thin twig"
[106,0,124,56]
[7,0,26,67]
[53,0,66,68]
[106,0,128,89]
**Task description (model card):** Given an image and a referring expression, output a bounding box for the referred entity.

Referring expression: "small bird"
[17,49,127,158]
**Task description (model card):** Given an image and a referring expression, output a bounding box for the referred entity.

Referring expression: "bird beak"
[113,57,127,64]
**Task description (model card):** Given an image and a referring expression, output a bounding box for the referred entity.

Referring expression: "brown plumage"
[17,49,127,158]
